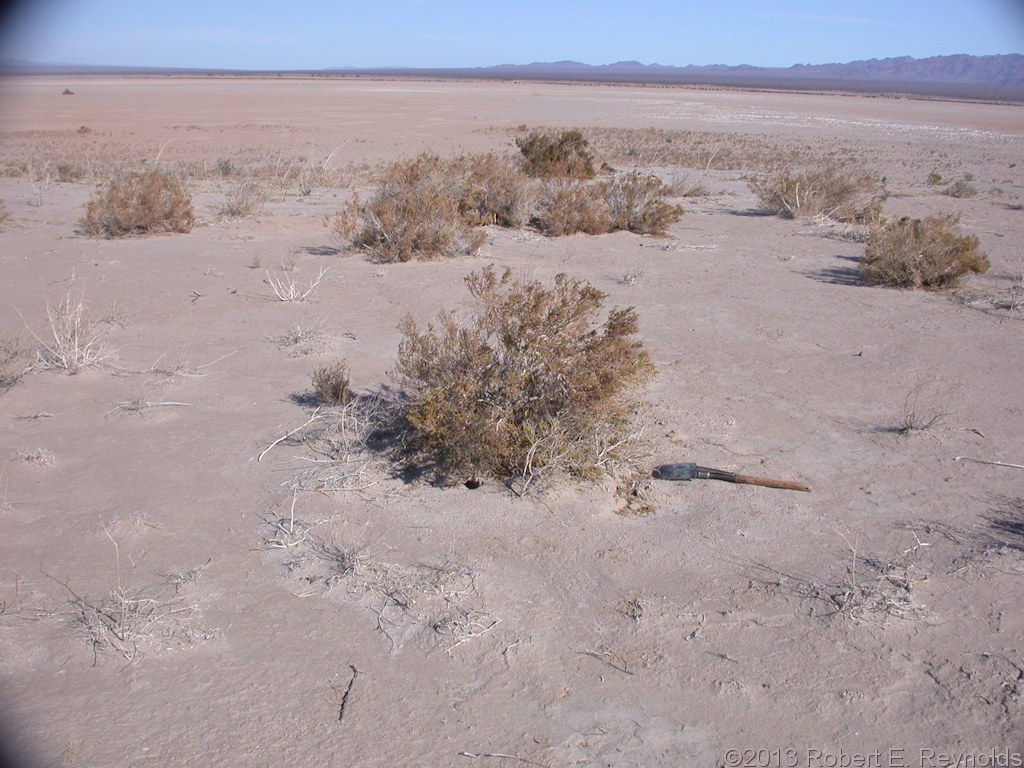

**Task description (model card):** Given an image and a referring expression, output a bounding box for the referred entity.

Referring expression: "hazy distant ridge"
[485,54,1024,86]
[6,53,1023,99]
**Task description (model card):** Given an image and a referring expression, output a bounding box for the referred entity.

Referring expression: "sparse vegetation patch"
[394,266,654,487]
[515,128,596,179]
[312,360,354,405]
[604,171,685,235]
[749,163,886,223]
[860,213,989,290]
[0,333,32,391]
[82,168,194,237]
[333,153,485,262]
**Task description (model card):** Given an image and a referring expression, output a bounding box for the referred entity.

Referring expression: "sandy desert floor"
[0,76,1023,767]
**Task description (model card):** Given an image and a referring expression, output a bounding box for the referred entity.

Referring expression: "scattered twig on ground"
[337,664,358,723]
[258,407,324,463]
[955,456,1024,470]
[459,751,549,768]
[575,647,634,676]
[14,448,56,467]
[106,399,193,417]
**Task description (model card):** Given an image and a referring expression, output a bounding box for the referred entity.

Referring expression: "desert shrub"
[927,171,944,185]
[516,129,596,179]
[395,266,654,486]
[860,213,989,290]
[944,179,978,198]
[333,153,484,262]
[312,361,354,405]
[533,179,611,236]
[219,180,266,217]
[55,163,84,183]
[81,168,194,237]
[604,171,684,235]
[0,333,33,391]
[457,153,533,228]
[0,200,9,228]
[749,164,886,223]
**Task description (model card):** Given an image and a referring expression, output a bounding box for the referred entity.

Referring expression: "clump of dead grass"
[0,333,33,391]
[13,448,56,467]
[604,171,684,235]
[269,318,330,356]
[265,264,328,302]
[259,396,395,495]
[52,536,213,666]
[749,163,886,223]
[823,530,927,623]
[24,288,109,373]
[860,213,989,290]
[312,360,354,405]
[395,265,654,488]
[219,179,267,217]
[260,508,493,654]
[943,178,978,199]
[81,168,194,237]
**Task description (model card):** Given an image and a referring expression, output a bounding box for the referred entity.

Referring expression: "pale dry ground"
[0,77,1023,767]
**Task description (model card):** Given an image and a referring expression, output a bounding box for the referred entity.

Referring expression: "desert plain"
[0,76,1023,766]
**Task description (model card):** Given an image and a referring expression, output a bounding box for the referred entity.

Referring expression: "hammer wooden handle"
[732,473,811,492]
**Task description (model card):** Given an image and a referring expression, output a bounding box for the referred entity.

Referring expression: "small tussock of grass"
[312,360,354,405]
[395,265,654,488]
[26,289,109,374]
[82,168,194,237]
[749,163,886,223]
[605,171,684,235]
[0,333,33,391]
[860,213,989,290]
[943,179,978,199]
[219,180,267,217]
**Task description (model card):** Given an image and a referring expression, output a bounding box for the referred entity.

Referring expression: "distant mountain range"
[5,53,1023,100]
[477,54,1024,87]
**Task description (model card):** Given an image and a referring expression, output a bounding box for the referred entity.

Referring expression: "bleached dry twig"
[265,265,328,302]
[258,407,324,463]
[955,456,1024,469]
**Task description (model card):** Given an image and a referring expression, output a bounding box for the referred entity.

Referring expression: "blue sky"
[2,0,1022,70]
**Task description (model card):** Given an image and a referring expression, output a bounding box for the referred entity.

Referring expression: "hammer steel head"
[652,463,698,481]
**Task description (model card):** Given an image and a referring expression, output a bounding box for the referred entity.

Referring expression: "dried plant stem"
[459,751,549,767]
[266,265,328,302]
[258,407,323,463]
[955,456,1024,470]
